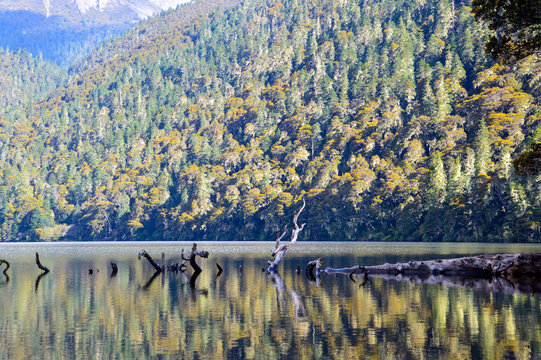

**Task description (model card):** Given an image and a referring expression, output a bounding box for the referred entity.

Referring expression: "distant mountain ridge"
[0,0,191,65]
[0,0,190,21]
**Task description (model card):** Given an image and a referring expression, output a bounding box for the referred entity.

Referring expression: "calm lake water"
[1,241,541,359]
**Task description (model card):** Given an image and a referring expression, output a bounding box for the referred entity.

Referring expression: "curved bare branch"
[272,225,288,257]
[293,197,306,230]
[268,198,307,271]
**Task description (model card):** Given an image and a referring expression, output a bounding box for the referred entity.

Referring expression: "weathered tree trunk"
[268,198,306,272]
[360,253,541,278]
[178,249,189,271]
[181,243,209,274]
[306,258,322,281]
[35,252,49,273]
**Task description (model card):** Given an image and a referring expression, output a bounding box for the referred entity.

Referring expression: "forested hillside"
[0,0,539,242]
[0,48,67,110]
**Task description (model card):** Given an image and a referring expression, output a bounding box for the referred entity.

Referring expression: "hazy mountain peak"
[0,0,190,19]
[75,0,114,13]
[0,0,192,65]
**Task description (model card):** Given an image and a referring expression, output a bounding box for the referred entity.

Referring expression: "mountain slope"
[0,0,539,242]
[0,48,67,109]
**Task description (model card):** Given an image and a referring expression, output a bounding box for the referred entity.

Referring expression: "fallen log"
[178,249,189,271]
[167,262,182,272]
[310,253,541,294]
[361,253,541,279]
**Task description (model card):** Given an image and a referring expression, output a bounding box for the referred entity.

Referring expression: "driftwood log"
[363,253,541,278]
[309,253,541,294]
[268,198,306,272]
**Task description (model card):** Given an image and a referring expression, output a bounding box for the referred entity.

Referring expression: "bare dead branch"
[272,225,288,257]
[293,197,306,230]
[138,250,163,272]
[268,198,307,272]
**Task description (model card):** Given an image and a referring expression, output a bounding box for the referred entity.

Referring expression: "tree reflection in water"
[0,255,540,359]
[0,273,7,288]
[268,270,306,318]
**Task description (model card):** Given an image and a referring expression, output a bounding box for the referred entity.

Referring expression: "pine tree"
[475,120,491,175]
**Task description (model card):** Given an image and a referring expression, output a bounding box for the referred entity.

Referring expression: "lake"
[1,242,541,359]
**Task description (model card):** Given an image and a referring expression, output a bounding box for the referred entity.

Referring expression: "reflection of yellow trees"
[1,259,541,359]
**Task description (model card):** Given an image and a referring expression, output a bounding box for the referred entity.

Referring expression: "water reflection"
[0,243,540,359]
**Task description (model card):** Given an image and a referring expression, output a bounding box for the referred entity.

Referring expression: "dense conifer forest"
[0,0,539,242]
[0,49,67,109]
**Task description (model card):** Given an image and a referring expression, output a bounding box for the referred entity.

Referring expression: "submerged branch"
[35,253,49,273]
[138,250,163,272]
[0,259,9,275]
